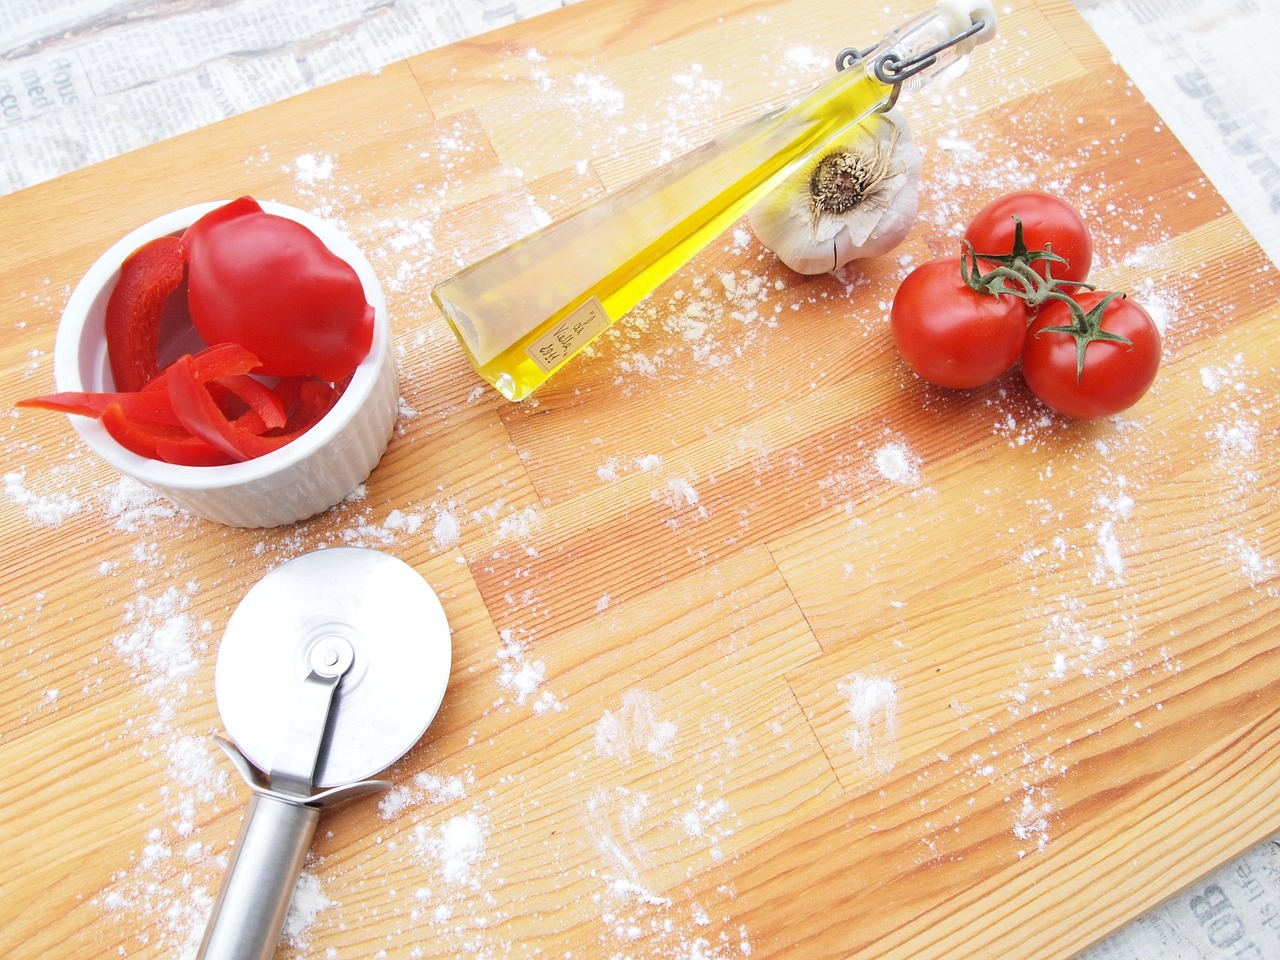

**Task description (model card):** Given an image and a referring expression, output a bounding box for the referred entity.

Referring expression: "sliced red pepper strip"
[18,388,181,426]
[277,379,338,434]
[143,342,263,393]
[155,434,238,467]
[218,374,287,430]
[101,402,191,460]
[166,354,298,461]
[104,235,185,391]
[270,376,305,418]
[231,408,268,434]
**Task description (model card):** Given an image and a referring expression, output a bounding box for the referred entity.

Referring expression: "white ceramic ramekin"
[52,201,398,528]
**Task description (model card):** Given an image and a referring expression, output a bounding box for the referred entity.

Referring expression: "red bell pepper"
[24,197,372,468]
[103,235,185,391]
[180,197,373,381]
[18,388,181,425]
[165,354,329,462]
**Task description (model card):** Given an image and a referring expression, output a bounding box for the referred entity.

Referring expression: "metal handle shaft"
[196,792,321,960]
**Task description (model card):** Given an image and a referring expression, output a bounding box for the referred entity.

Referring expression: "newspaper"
[1074,0,1279,267]
[1075,839,1280,960]
[2,1,1279,957]
[0,0,581,195]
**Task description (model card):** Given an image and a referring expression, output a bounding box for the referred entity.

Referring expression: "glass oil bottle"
[433,1,998,400]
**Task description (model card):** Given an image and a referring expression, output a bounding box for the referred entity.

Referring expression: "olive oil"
[433,3,996,400]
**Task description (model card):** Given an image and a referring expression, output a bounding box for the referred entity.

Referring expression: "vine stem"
[959,216,1132,383]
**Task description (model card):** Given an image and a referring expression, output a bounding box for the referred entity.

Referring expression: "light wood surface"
[2,0,1278,958]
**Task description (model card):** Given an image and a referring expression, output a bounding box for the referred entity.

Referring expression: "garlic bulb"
[748,107,921,275]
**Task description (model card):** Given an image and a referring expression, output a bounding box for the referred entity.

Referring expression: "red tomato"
[890,257,1027,389]
[1021,291,1161,419]
[963,190,1093,287]
[180,197,373,381]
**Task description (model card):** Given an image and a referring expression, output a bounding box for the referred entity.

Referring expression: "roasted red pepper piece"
[104,235,185,391]
[280,379,339,433]
[217,374,287,430]
[156,435,239,467]
[180,197,374,381]
[166,354,304,461]
[18,388,181,426]
[142,342,263,393]
[101,404,234,467]
[100,403,189,460]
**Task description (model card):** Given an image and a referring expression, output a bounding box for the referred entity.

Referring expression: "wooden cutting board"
[2,0,1278,958]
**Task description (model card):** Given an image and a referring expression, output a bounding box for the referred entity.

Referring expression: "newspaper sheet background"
[2,1,1279,957]
[0,0,581,195]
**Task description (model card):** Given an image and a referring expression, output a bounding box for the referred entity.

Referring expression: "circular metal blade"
[214,547,451,787]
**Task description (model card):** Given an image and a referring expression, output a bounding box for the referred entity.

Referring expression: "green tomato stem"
[961,216,1093,309]
[1034,290,1133,382]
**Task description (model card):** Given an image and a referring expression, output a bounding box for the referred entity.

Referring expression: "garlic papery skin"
[748,107,921,275]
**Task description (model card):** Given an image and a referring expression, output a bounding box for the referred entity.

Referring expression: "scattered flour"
[838,673,900,777]
[4,466,81,524]
[292,152,335,184]
[657,476,701,510]
[873,441,921,487]
[496,630,562,714]
[594,690,679,762]
[433,508,462,548]
[1092,480,1135,584]
[1011,787,1054,858]
[492,504,542,543]
[105,476,177,529]
[115,585,207,681]
[282,871,333,947]
[417,813,488,885]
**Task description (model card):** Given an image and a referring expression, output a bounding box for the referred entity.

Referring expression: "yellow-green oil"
[433,63,894,401]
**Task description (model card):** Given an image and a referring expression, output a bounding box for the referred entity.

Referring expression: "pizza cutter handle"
[196,792,321,960]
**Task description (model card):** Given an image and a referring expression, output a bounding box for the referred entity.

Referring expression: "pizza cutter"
[197,547,452,960]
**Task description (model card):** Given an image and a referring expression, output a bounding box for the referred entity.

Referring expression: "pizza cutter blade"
[197,547,451,960]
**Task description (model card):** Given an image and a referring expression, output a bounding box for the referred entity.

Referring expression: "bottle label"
[526,296,611,373]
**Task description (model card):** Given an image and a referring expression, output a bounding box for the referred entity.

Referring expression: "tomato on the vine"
[890,256,1027,389]
[1021,291,1161,419]
[964,190,1093,288]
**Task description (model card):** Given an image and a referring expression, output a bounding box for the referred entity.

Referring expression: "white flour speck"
[282,871,332,947]
[105,477,175,529]
[116,587,202,680]
[1012,787,1053,857]
[433,509,461,548]
[495,505,541,541]
[4,467,81,524]
[418,813,487,885]
[873,442,921,486]
[837,673,900,776]
[659,477,700,509]
[595,690,678,762]
[496,632,562,713]
[292,153,334,184]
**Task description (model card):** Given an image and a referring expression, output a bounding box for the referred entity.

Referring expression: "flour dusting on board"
[496,629,563,714]
[583,690,751,957]
[4,466,82,524]
[874,441,921,487]
[595,690,679,762]
[839,673,900,777]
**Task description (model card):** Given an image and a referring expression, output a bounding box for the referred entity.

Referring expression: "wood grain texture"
[1,0,1277,958]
